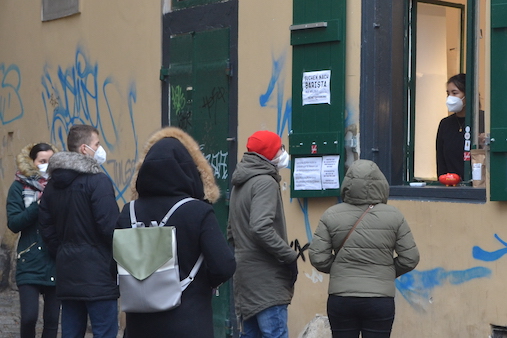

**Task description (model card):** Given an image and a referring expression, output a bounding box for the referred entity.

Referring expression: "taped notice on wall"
[294,155,340,190]
[302,70,331,105]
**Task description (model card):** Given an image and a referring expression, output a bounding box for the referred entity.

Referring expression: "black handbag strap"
[337,204,374,251]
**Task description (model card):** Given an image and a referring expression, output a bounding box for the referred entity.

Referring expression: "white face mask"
[271,150,290,169]
[37,163,49,173]
[446,95,465,113]
[85,145,107,165]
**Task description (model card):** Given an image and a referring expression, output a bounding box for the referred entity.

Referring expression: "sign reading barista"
[302,70,331,105]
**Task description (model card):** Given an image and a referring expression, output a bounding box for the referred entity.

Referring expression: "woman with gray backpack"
[115,127,236,338]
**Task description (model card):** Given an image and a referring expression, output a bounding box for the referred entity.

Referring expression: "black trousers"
[327,295,395,338]
[18,284,60,338]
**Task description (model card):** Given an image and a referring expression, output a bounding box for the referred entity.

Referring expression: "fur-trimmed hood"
[48,152,102,175]
[16,143,59,177]
[131,127,220,203]
[47,152,103,190]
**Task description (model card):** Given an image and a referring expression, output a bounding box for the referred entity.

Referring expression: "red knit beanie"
[246,130,282,161]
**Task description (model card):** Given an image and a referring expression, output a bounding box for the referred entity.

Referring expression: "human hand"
[287,259,298,286]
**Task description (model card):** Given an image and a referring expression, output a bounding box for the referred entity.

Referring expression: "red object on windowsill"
[438,173,461,186]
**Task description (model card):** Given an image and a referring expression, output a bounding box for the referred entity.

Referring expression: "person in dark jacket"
[309,160,419,338]
[228,130,298,338]
[116,127,236,338]
[436,73,467,179]
[7,142,60,338]
[39,125,120,338]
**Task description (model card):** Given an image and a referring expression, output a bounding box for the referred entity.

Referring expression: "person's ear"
[79,144,87,155]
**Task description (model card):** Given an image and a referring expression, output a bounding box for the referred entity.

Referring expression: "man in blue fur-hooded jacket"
[39,124,120,338]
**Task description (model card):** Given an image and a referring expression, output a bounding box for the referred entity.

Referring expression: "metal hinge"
[160,67,170,81]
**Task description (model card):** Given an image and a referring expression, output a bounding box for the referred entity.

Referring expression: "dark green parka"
[228,152,298,320]
[6,143,58,286]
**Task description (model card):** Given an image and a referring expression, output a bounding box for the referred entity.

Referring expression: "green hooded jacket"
[309,160,419,297]
[6,143,58,286]
[228,152,298,320]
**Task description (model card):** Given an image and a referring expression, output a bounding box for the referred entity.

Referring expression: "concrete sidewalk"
[0,288,124,337]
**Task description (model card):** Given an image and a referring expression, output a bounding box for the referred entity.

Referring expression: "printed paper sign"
[294,157,323,190]
[302,70,331,105]
[321,155,340,189]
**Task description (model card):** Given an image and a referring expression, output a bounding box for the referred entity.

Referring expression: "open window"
[359,0,486,201]
[400,0,486,200]
[410,1,466,181]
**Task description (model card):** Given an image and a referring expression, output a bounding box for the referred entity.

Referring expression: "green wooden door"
[168,27,233,336]
[290,0,346,198]
[490,0,507,200]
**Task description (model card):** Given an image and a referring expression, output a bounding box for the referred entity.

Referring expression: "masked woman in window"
[436,73,466,180]
[6,143,60,338]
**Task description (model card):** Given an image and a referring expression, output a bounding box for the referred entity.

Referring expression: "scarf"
[15,172,48,208]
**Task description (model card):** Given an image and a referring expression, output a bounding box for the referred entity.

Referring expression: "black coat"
[39,152,120,301]
[117,128,236,338]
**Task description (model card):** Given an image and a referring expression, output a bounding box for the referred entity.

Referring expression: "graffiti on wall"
[0,63,24,125]
[472,233,507,261]
[259,51,291,137]
[396,266,491,312]
[40,46,138,203]
[201,145,228,180]
[202,86,226,125]
[171,85,192,130]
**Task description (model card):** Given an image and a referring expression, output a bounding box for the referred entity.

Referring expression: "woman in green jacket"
[6,143,60,338]
[309,160,419,338]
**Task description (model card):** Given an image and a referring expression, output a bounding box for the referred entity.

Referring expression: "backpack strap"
[181,254,204,291]
[129,201,138,228]
[129,197,203,288]
[159,197,196,227]
[129,197,195,228]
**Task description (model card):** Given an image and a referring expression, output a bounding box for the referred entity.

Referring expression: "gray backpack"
[113,197,204,313]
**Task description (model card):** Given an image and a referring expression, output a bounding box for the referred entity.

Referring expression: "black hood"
[135,137,205,199]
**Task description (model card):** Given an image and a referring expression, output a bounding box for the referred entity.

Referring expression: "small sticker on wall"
[464,151,471,161]
[464,140,471,151]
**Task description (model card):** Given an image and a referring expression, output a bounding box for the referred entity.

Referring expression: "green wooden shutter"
[490,0,507,200]
[290,0,346,198]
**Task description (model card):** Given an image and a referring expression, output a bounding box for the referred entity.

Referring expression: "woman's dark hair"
[29,143,53,160]
[447,73,466,93]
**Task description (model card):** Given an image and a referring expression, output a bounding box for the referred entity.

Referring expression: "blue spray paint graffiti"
[0,63,24,124]
[472,234,507,262]
[41,46,138,203]
[395,267,491,312]
[259,51,292,137]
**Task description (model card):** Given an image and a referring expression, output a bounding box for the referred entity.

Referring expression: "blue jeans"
[241,304,289,338]
[61,299,118,338]
[327,296,395,338]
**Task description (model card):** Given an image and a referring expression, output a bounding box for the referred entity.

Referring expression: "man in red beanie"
[228,130,297,338]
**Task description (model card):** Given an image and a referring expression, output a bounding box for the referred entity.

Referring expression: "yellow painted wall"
[0,0,161,278]
[1,0,504,337]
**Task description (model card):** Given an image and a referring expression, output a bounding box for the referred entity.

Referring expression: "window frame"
[359,0,485,202]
